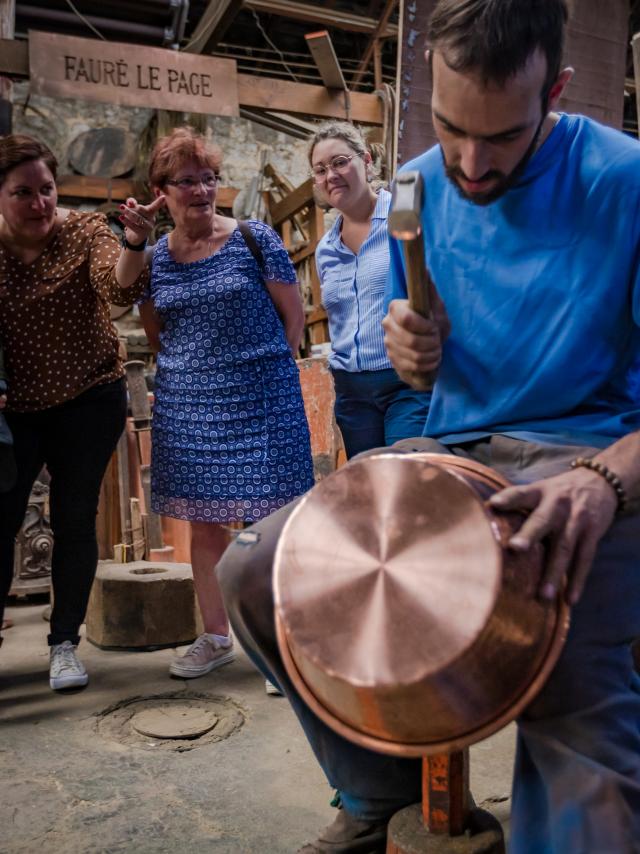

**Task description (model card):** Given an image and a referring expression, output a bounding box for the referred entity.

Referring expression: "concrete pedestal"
[86,561,202,650]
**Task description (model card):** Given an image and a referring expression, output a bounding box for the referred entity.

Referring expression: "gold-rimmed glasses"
[310,154,360,183]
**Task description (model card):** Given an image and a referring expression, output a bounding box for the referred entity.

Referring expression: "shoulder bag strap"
[237,220,266,278]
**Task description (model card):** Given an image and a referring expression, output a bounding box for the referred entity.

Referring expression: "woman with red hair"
[139,128,313,679]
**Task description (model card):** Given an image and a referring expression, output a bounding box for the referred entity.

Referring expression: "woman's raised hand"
[119,195,166,245]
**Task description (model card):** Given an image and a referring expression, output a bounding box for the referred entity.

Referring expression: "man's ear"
[547,67,574,110]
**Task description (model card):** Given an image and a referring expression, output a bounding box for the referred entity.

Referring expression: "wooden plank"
[0,38,382,124]
[305,30,347,91]
[184,0,244,54]
[56,174,239,207]
[0,0,14,39]
[306,306,327,324]
[116,431,132,549]
[559,0,628,130]
[271,178,314,226]
[238,73,382,123]
[29,31,239,116]
[397,0,438,165]
[0,0,15,128]
[350,0,398,88]
[0,36,27,75]
[246,0,398,37]
[97,450,121,560]
[57,175,134,201]
[130,497,146,562]
[290,243,315,265]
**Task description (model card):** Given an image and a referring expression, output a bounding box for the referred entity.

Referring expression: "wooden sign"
[29,31,239,117]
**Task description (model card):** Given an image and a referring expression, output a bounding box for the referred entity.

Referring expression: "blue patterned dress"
[148,220,314,523]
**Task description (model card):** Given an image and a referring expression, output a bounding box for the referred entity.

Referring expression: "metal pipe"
[17,5,166,41]
[165,0,189,48]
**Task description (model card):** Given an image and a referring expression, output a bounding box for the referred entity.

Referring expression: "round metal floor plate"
[131,705,219,739]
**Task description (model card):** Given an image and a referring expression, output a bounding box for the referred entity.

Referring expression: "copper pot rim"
[275,601,570,757]
[273,452,571,757]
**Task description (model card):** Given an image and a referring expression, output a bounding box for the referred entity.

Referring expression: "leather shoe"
[297,808,388,853]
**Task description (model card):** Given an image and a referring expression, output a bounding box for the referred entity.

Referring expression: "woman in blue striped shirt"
[311,122,430,458]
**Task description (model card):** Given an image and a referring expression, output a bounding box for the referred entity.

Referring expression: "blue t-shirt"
[387,114,640,448]
[316,189,393,372]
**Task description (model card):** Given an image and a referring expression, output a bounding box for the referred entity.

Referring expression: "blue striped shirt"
[316,189,393,372]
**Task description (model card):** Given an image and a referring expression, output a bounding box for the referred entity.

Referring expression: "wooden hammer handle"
[403,238,432,319]
[401,239,436,391]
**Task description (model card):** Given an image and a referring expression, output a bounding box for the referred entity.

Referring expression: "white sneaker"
[49,641,89,690]
[169,633,235,678]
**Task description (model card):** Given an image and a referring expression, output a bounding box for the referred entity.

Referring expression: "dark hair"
[427,0,569,95]
[148,126,221,188]
[0,134,58,187]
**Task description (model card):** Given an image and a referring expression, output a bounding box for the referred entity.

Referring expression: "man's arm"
[382,297,639,607]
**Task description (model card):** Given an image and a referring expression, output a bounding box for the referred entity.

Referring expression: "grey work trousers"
[217,436,640,853]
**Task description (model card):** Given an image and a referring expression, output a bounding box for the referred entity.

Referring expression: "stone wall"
[11,81,311,194]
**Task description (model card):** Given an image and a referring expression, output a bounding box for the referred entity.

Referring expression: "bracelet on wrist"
[121,235,148,252]
[570,456,627,512]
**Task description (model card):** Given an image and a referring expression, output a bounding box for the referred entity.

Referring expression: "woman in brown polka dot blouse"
[0,134,163,690]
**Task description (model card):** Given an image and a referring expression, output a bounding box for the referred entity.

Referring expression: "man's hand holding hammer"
[383,171,450,390]
[383,296,450,390]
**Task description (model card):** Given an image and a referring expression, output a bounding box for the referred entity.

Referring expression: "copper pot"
[273,453,569,757]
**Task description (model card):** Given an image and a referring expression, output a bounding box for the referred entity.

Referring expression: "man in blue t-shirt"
[381,1,640,851]
[218,1,640,851]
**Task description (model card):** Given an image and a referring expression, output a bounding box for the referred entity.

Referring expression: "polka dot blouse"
[0,210,149,412]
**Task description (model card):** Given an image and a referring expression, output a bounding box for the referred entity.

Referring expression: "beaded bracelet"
[570,457,627,512]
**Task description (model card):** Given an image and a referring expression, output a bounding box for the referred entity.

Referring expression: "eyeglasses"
[165,173,219,191]
[310,154,359,183]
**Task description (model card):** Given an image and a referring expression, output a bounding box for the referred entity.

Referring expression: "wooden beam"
[373,40,383,90]
[183,0,244,54]
[0,0,14,39]
[246,0,398,37]
[56,174,239,207]
[351,0,398,88]
[305,30,347,91]
[237,73,382,124]
[271,177,314,226]
[0,38,383,124]
[0,0,15,132]
[0,37,27,75]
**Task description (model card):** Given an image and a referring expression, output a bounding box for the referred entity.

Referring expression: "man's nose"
[459,140,490,182]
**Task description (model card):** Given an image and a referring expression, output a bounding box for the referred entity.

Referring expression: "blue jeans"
[331,368,430,459]
[217,435,640,853]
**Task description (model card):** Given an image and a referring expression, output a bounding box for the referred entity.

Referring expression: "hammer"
[388,171,437,391]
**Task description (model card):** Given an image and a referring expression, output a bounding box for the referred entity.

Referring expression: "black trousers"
[0,378,126,645]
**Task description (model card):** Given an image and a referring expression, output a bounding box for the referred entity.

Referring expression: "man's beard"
[443,112,547,206]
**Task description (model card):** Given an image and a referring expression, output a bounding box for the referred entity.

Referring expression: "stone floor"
[1,599,514,853]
